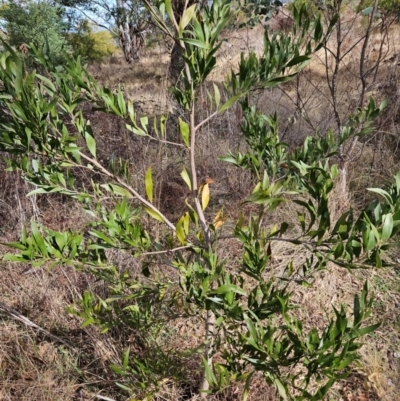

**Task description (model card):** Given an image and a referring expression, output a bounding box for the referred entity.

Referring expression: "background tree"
[0,0,69,65]
[66,19,118,62]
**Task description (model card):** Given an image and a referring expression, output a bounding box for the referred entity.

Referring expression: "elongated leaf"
[213,83,221,109]
[144,207,164,222]
[286,55,310,68]
[85,123,96,158]
[214,284,247,296]
[274,378,288,401]
[145,166,153,202]
[1,242,26,250]
[182,38,208,48]
[242,371,255,401]
[101,184,132,198]
[176,215,186,244]
[180,167,192,190]
[202,183,210,210]
[31,221,47,257]
[353,322,380,337]
[180,4,196,31]
[367,188,393,205]
[202,357,217,387]
[219,94,243,112]
[126,123,147,136]
[179,118,190,147]
[164,0,174,24]
[140,116,148,133]
[381,213,393,241]
[183,212,189,234]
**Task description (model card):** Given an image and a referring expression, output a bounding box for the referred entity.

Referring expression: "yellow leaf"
[145,166,153,202]
[144,207,164,222]
[213,209,226,230]
[201,183,210,210]
[183,212,190,234]
[176,215,186,244]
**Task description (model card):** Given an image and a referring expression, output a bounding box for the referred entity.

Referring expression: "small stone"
[387,379,395,387]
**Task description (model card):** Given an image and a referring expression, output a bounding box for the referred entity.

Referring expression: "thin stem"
[142,245,194,256]
[194,110,219,132]
[146,134,185,147]
[359,0,380,108]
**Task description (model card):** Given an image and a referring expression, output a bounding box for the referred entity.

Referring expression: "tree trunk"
[169,41,185,84]
[168,0,197,84]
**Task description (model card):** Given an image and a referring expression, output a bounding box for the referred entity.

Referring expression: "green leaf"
[140,116,148,133]
[1,241,26,250]
[214,284,246,296]
[126,123,147,136]
[122,347,130,369]
[180,4,196,31]
[213,83,221,109]
[101,184,132,198]
[242,371,255,401]
[181,38,208,48]
[145,166,153,203]
[219,94,243,113]
[180,167,192,190]
[353,322,380,337]
[164,0,174,24]
[179,118,190,147]
[85,124,96,158]
[286,55,311,68]
[367,188,393,205]
[381,213,393,242]
[202,357,217,387]
[274,378,288,400]
[82,317,95,327]
[31,221,48,257]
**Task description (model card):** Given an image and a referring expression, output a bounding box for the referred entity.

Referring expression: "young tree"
[283,0,398,203]
[0,1,398,400]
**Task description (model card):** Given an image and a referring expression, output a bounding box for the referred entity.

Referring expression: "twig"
[194,110,219,132]
[142,245,194,256]
[0,300,75,350]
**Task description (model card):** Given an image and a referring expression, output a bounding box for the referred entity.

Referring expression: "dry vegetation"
[1,7,400,400]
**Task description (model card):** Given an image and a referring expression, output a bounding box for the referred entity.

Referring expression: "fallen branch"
[0,300,75,349]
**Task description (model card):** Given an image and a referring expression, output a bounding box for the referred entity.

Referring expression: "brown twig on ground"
[0,300,75,350]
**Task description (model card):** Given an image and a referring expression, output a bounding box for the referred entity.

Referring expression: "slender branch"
[78,152,176,231]
[194,110,219,132]
[70,6,111,31]
[146,134,186,147]
[142,245,194,256]
[359,0,380,108]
